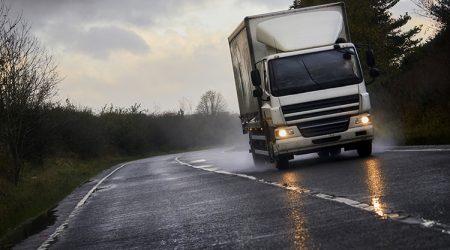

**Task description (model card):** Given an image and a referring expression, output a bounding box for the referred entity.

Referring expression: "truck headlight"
[275,128,295,138]
[356,115,371,125]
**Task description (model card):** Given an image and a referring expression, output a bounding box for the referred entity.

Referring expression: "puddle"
[0,208,57,249]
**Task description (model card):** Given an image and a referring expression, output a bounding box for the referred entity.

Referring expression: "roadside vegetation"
[370,0,450,144]
[371,27,450,144]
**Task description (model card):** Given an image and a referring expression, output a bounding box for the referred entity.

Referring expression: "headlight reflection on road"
[364,159,387,218]
[281,172,311,249]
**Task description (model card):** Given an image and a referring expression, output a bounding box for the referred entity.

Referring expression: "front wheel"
[357,140,372,157]
[318,151,330,159]
[274,156,290,170]
[318,148,340,159]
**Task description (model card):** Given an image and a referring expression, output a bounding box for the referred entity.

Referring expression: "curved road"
[16,145,450,249]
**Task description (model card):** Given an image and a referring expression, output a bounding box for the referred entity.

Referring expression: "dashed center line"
[176,157,450,236]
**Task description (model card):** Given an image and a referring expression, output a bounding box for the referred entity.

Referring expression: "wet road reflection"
[364,158,387,218]
[281,172,312,249]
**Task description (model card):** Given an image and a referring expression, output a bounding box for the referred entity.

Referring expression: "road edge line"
[37,162,130,250]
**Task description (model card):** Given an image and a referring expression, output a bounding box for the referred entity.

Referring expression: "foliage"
[30,102,241,160]
[195,90,227,116]
[370,27,450,144]
[0,1,59,184]
[413,0,450,30]
[290,0,422,73]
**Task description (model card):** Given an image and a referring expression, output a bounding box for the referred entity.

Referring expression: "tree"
[0,1,59,184]
[178,97,193,115]
[291,0,422,72]
[413,0,450,31]
[195,90,227,116]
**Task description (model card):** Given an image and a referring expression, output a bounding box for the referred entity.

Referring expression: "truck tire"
[318,151,330,159]
[357,140,372,157]
[318,148,341,159]
[330,148,341,158]
[275,156,289,170]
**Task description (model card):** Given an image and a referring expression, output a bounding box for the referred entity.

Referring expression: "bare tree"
[178,97,193,115]
[196,90,227,116]
[0,0,59,184]
[413,0,450,30]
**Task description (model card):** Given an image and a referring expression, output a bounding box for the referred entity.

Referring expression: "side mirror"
[251,69,261,86]
[369,68,380,78]
[366,49,376,68]
[252,87,262,98]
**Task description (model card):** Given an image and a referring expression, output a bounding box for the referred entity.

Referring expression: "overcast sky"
[5,0,431,113]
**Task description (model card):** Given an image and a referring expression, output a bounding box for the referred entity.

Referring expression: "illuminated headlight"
[275,128,295,138]
[356,115,371,125]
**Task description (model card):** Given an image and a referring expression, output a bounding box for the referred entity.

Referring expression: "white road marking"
[196,165,215,168]
[195,165,220,171]
[38,163,130,250]
[176,157,450,236]
[189,159,207,163]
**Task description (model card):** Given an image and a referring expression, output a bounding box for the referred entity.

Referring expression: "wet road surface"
[16,145,450,249]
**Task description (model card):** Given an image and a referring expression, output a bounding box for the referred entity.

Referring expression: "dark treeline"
[371,26,450,144]
[2,101,241,168]
[369,0,450,144]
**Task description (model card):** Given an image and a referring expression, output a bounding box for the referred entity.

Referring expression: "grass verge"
[0,151,182,247]
[402,110,450,145]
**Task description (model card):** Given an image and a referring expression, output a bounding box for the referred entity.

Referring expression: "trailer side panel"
[229,26,259,128]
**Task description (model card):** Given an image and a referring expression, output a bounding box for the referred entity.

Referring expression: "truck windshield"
[269,48,362,96]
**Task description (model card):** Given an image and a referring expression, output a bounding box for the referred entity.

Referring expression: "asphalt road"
[15,145,450,249]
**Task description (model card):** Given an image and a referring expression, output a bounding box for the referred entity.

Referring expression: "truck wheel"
[318,151,330,159]
[330,148,341,158]
[275,156,289,170]
[357,140,372,157]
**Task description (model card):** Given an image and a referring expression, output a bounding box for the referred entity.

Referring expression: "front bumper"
[274,125,374,156]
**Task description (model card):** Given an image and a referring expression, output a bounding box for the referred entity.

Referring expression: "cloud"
[237,0,291,8]
[75,26,150,59]
[5,0,214,28]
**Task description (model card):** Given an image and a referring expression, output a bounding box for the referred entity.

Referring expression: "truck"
[228,2,379,169]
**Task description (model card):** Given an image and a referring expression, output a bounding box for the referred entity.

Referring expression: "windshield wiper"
[300,59,321,87]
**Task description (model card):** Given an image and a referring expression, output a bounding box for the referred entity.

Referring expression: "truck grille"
[297,116,350,137]
[281,94,359,138]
